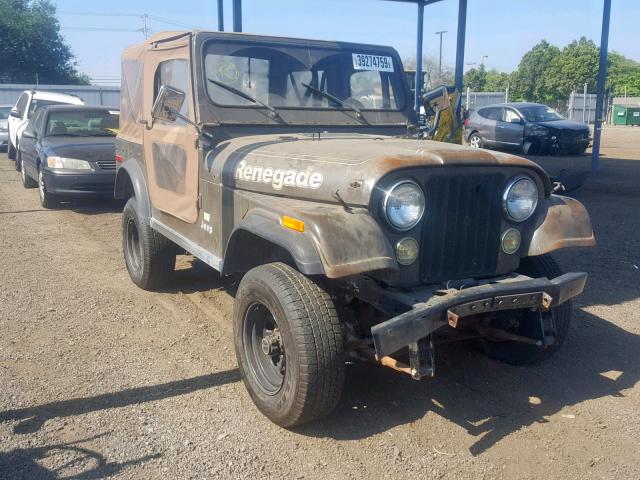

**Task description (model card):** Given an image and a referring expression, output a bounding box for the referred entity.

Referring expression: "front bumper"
[370,272,588,359]
[43,169,116,197]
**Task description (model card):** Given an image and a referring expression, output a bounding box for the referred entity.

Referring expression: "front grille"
[96,160,116,170]
[420,172,504,283]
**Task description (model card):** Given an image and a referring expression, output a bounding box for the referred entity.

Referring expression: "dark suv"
[465,102,591,155]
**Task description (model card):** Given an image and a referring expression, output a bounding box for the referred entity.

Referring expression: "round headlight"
[503,175,538,222]
[383,181,425,231]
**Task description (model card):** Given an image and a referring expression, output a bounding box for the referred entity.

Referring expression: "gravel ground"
[0,126,639,479]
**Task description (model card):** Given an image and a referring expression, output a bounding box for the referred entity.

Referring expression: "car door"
[142,49,199,225]
[18,109,42,177]
[9,92,29,147]
[477,107,500,146]
[496,107,524,147]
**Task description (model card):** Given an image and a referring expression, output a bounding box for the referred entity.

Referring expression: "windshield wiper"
[300,83,369,125]
[207,78,286,124]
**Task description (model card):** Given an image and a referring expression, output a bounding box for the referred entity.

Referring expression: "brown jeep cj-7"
[115,31,595,427]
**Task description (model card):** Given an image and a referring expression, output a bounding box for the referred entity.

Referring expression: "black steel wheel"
[234,263,345,427]
[481,255,572,365]
[121,197,176,290]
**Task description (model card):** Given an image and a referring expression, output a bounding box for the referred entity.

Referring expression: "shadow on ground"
[0,369,240,435]
[0,435,159,479]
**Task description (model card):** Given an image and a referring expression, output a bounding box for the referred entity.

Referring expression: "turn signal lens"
[281,216,305,232]
[395,237,419,266]
[501,228,521,255]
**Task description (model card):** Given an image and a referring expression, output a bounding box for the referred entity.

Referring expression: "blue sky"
[53,0,639,82]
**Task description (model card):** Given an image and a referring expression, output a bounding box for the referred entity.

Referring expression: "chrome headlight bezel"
[382,180,426,231]
[502,175,538,222]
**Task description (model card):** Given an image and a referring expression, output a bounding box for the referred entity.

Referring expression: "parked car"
[18,105,119,208]
[0,105,10,151]
[7,90,85,162]
[114,31,594,427]
[464,102,591,155]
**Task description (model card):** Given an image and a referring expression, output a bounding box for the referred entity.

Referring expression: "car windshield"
[29,99,74,118]
[203,40,407,112]
[0,107,10,120]
[45,110,119,137]
[518,105,564,122]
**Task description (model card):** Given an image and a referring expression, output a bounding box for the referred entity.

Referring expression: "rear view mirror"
[421,85,450,114]
[151,85,186,123]
[9,110,20,119]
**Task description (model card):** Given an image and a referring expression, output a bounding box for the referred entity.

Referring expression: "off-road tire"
[19,152,36,188]
[234,262,345,427]
[38,166,59,209]
[8,138,16,160]
[468,132,483,148]
[481,254,572,365]
[122,197,176,290]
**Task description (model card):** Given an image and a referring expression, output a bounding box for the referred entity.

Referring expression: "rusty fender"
[527,195,596,257]
[229,192,397,278]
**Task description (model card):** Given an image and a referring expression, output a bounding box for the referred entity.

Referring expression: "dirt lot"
[1,126,639,479]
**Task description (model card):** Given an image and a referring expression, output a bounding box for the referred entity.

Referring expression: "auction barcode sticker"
[352,54,394,72]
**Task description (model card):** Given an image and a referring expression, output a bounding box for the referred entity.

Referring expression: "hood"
[535,119,590,131]
[43,136,116,162]
[210,133,548,206]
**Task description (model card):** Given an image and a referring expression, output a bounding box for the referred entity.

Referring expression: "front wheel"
[38,167,59,209]
[121,197,176,290]
[234,263,345,427]
[481,255,572,365]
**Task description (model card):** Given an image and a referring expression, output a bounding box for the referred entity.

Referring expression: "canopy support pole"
[233,0,242,32]
[414,1,425,113]
[217,0,224,31]
[591,0,611,174]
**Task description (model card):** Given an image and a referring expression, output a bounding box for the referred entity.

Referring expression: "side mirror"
[151,85,186,123]
[421,85,451,114]
[510,117,523,124]
[9,110,20,119]
[22,130,36,140]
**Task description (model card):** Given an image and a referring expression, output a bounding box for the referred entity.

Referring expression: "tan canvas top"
[119,32,190,142]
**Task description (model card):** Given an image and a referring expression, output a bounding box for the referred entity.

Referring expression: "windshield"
[518,105,564,122]
[203,40,407,112]
[0,107,10,120]
[29,100,75,118]
[45,110,119,137]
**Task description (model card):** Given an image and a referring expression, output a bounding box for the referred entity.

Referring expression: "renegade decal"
[234,161,323,191]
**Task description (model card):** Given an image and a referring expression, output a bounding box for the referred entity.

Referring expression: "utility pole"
[583,82,588,124]
[141,13,150,39]
[434,30,447,78]
[481,55,488,67]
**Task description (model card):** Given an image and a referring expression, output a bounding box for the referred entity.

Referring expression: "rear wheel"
[234,263,345,427]
[468,132,483,148]
[481,255,572,365]
[8,138,16,160]
[122,197,176,290]
[20,152,36,188]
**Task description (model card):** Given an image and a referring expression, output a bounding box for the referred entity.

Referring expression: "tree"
[543,37,599,100]
[0,0,88,84]
[463,65,487,91]
[608,52,640,96]
[510,40,560,102]
[484,70,512,92]
[403,55,454,89]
